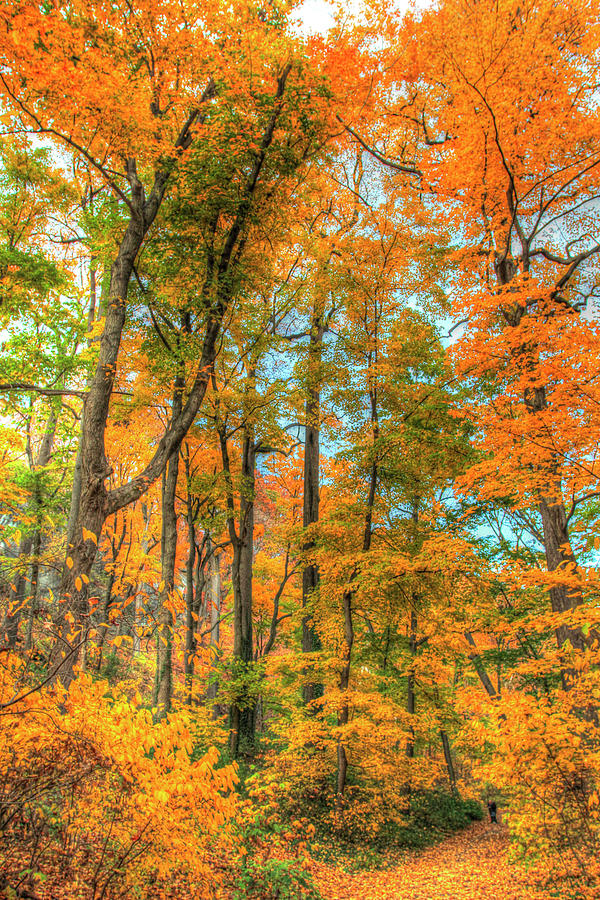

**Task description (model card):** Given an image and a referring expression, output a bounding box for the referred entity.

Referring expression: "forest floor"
[314,820,536,900]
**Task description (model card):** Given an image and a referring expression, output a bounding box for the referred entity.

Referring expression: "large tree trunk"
[302,313,325,705]
[66,259,102,551]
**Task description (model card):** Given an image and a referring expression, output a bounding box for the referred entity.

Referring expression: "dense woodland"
[1,0,599,897]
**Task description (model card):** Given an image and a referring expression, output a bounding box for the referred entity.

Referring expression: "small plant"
[231,782,323,900]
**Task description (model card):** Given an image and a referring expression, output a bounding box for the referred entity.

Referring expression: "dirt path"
[314,821,533,900]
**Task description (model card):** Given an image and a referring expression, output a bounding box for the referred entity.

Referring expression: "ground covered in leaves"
[314,821,538,900]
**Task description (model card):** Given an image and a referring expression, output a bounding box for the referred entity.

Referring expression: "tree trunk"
[3,536,33,649]
[205,535,222,706]
[497,257,592,659]
[51,204,153,683]
[440,729,459,797]
[3,404,58,649]
[336,584,354,797]
[337,386,378,799]
[133,502,153,655]
[406,609,417,759]
[302,313,325,705]
[229,429,256,757]
[66,260,102,551]
[464,631,499,699]
[24,530,42,652]
[95,571,116,671]
[154,435,181,719]
[184,510,197,704]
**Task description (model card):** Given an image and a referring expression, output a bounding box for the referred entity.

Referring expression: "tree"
[1,0,334,684]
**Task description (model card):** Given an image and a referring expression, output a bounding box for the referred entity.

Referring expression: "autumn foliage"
[1,0,600,898]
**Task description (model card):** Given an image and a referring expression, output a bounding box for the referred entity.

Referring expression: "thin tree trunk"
[230,429,256,757]
[337,386,379,799]
[154,433,181,719]
[262,548,295,657]
[154,367,185,717]
[24,530,42,651]
[133,502,153,655]
[184,509,197,704]
[336,583,354,797]
[440,729,459,797]
[95,572,116,671]
[217,410,257,757]
[205,534,222,706]
[406,608,417,759]
[302,313,325,705]
[3,535,33,648]
[3,405,58,648]
[464,631,499,699]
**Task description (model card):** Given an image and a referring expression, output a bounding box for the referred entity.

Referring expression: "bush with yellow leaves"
[461,661,600,899]
[0,656,237,899]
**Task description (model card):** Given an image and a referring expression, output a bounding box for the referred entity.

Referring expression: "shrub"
[229,781,323,900]
[0,657,237,899]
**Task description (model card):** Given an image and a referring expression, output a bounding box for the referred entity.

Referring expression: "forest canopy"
[1,0,599,897]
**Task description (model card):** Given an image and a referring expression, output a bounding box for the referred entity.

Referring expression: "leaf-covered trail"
[315,821,536,900]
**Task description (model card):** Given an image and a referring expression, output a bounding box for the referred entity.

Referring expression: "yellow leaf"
[66,556,74,569]
[75,576,82,591]
[82,527,98,545]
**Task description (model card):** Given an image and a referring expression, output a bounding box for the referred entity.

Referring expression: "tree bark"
[336,584,354,797]
[52,176,168,684]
